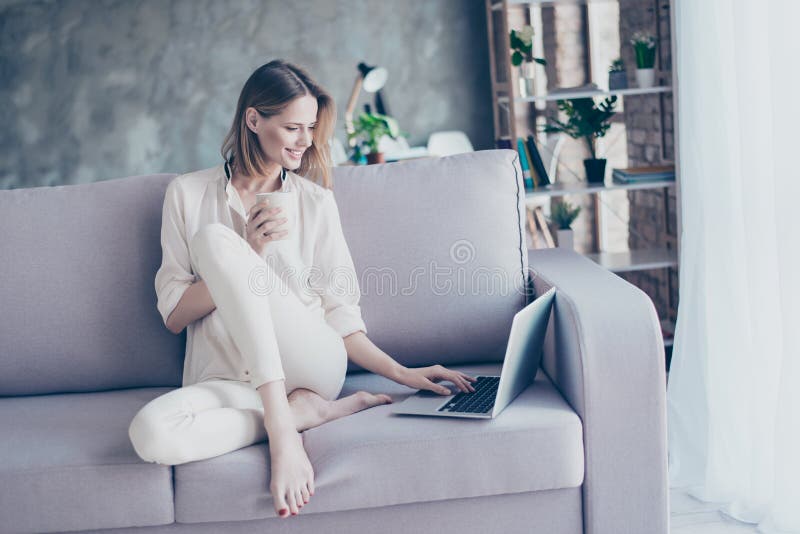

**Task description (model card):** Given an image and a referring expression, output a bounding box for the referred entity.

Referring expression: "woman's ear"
[245,107,259,134]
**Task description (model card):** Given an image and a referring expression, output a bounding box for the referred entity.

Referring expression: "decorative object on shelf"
[630,31,657,88]
[549,200,581,250]
[542,96,618,184]
[525,135,551,186]
[347,112,401,164]
[608,58,628,90]
[510,25,547,98]
[344,62,389,145]
[495,138,513,150]
[516,138,535,189]
[528,206,555,249]
[612,165,675,183]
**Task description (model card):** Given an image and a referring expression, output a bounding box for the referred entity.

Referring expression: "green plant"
[549,201,581,230]
[347,112,400,154]
[509,26,547,67]
[609,58,625,73]
[542,96,618,159]
[630,31,657,68]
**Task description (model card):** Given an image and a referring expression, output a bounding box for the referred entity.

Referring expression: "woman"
[128,60,477,520]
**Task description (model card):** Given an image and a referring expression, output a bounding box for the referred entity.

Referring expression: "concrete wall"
[0,0,492,188]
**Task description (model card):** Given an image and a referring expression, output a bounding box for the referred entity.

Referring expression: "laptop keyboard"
[438,376,499,414]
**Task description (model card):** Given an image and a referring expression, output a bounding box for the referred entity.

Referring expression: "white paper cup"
[255,191,295,240]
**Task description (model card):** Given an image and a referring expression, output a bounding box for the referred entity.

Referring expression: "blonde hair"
[221,60,335,188]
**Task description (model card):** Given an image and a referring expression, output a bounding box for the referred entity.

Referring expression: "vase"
[556,229,574,250]
[366,152,385,164]
[518,62,536,98]
[635,68,656,88]
[608,70,628,90]
[583,158,607,184]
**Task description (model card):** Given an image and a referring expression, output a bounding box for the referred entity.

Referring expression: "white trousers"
[129,223,347,466]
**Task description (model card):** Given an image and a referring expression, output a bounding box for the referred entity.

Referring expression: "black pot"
[608,71,628,90]
[583,158,607,184]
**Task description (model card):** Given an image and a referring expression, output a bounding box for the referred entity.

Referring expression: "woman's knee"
[189,223,237,262]
[128,401,193,466]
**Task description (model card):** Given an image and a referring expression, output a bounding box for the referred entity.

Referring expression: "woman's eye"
[286,127,298,131]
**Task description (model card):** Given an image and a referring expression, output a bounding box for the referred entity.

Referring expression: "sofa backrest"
[0,174,185,396]
[334,149,529,372]
[0,149,528,396]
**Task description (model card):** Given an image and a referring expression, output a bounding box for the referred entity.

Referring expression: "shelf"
[498,86,671,104]
[525,178,675,200]
[585,247,678,273]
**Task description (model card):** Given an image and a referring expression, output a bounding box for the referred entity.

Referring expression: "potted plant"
[630,31,657,88]
[608,58,628,90]
[549,200,581,250]
[542,96,618,183]
[510,25,547,98]
[347,112,400,164]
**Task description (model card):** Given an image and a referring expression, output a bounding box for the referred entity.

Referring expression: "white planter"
[556,229,574,250]
[518,63,535,98]
[635,68,656,88]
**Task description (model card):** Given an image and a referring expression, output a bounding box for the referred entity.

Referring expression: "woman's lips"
[285,148,304,160]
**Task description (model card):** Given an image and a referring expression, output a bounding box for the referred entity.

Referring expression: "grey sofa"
[0,149,669,534]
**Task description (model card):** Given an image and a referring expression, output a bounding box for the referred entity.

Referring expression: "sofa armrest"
[528,248,669,534]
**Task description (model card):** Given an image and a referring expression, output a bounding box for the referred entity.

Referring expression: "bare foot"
[288,389,393,432]
[266,426,314,518]
[267,390,391,518]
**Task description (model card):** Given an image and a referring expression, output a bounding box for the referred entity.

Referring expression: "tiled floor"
[671,487,760,533]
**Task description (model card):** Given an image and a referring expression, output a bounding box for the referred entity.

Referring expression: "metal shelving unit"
[486,0,680,347]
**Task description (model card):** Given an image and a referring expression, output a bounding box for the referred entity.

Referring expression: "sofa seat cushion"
[0,387,176,533]
[174,363,584,524]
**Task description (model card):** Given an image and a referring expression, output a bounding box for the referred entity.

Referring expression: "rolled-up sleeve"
[314,190,368,338]
[154,178,196,328]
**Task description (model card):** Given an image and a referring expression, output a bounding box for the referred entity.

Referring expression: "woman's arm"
[342,331,406,381]
[165,279,216,334]
[343,331,476,395]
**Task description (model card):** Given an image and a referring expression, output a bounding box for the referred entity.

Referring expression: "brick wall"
[618,0,678,324]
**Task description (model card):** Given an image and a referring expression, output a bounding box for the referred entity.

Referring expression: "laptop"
[390,286,556,419]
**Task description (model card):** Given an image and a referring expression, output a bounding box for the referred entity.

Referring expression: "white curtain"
[667,1,800,532]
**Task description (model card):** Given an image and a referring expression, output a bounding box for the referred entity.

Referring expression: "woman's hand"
[246,201,289,257]
[396,365,478,396]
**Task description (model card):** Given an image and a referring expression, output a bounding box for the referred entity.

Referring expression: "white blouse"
[154,164,367,387]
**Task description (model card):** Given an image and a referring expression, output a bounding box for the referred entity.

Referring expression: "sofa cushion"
[332,150,530,371]
[173,362,583,524]
[0,173,184,396]
[0,387,176,533]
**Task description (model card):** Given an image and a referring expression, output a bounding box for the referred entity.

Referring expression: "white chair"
[426,131,474,157]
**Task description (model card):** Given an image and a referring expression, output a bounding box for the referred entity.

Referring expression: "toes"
[300,485,310,504]
[295,488,304,509]
[286,490,299,515]
[307,479,315,496]
[274,491,289,518]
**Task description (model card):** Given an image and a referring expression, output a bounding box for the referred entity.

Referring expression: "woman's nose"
[300,129,313,147]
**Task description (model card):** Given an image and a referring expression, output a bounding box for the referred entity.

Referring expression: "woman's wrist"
[390,364,410,383]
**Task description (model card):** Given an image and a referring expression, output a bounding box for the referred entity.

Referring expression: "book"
[516,138,534,190]
[525,135,551,186]
[496,138,513,149]
[612,165,675,183]
[520,140,539,188]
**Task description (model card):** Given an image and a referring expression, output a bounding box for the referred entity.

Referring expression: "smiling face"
[245,94,318,174]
